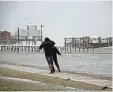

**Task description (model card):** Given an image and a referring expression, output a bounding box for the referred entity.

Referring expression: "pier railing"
[64,37,112,52]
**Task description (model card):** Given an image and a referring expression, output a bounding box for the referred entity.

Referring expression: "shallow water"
[0,52,112,77]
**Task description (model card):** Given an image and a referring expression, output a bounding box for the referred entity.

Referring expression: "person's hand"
[60,55,63,57]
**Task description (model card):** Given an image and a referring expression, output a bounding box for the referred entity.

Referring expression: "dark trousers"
[53,54,60,70]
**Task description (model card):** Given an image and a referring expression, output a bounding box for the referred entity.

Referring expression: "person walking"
[39,37,55,74]
[42,38,61,73]
[52,46,61,72]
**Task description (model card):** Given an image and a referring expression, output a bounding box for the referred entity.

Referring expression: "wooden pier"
[64,37,112,52]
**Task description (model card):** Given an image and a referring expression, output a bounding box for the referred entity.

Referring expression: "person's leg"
[46,56,55,74]
[50,56,55,73]
[53,54,61,72]
[51,56,55,72]
[46,56,52,71]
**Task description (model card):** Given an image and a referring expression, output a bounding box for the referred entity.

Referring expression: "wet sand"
[0,67,112,91]
[0,76,76,91]
[0,57,112,80]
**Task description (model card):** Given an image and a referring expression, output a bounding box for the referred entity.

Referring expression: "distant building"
[0,31,11,45]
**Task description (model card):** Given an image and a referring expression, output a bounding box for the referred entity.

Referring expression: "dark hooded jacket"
[52,46,61,55]
[39,37,55,56]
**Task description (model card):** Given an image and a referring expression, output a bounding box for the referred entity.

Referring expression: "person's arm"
[56,50,61,55]
[39,42,44,49]
[51,40,55,45]
[54,47,61,55]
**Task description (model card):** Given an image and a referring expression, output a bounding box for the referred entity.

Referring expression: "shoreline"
[0,60,112,81]
[0,67,112,91]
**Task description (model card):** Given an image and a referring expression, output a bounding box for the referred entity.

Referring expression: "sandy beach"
[0,67,112,91]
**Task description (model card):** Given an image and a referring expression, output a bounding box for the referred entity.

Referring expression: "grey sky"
[0,1,112,46]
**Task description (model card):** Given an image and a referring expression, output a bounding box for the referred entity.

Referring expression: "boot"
[51,68,55,74]
[52,67,55,73]
[58,68,61,72]
[51,70,53,74]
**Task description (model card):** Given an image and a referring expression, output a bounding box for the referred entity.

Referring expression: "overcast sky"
[0,1,112,46]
